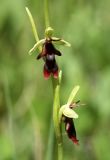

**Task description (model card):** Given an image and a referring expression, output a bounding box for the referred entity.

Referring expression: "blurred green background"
[0,0,110,160]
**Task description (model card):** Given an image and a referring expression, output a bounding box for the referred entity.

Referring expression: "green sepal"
[67,85,80,105]
[59,105,66,122]
[59,104,78,122]
[53,38,71,47]
[52,37,61,41]
[29,39,45,55]
[62,107,78,119]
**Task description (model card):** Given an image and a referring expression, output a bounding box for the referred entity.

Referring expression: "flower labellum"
[37,39,62,59]
[64,117,79,145]
[43,54,59,79]
[37,39,62,79]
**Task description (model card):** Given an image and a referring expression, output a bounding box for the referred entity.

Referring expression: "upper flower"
[26,8,70,79]
[28,27,71,79]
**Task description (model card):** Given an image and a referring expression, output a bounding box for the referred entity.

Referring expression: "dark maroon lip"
[65,117,79,145]
[36,40,62,79]
[37,40,62,60]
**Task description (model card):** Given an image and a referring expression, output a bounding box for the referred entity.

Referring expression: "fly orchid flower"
[29,27,71,79]
[59,85,80,145]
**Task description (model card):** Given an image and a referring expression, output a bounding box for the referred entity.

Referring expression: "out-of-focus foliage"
[0,0,110,160]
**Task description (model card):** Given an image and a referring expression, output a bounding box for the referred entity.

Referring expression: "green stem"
[44,0,63,158]
[44,0,50,28]
[52,73,63,160]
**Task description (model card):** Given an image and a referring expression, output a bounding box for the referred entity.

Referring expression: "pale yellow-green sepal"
[53,38,71,47]
[67,85,80,105]
[29,39,45,55]
[59,105,66,122]
[59,104,78,122]
[59,39,71,47]
[25,7,39,43]
[63,107,78,119]
[52,37,61,41]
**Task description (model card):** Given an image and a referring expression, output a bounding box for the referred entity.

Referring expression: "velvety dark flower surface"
[37,39,62,59]
[43,54,58,78]
[65,117,79,145]
[37,39,62,79]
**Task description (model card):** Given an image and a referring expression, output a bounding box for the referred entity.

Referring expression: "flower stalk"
[44,0,50,28]
[52,71,63,160]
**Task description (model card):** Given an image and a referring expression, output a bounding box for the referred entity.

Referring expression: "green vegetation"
[0,0,110,159]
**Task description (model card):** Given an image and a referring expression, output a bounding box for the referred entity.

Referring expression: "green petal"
[63,107,78,119]
[67,85,80,105]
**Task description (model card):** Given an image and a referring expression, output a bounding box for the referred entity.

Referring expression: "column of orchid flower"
[26,2,80,160]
